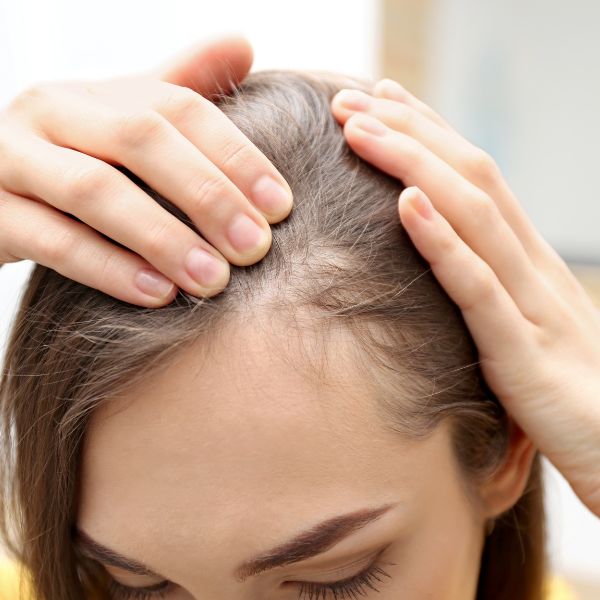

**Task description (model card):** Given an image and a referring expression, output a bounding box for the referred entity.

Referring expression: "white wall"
[427,0,600,263]
[0,0,379,106]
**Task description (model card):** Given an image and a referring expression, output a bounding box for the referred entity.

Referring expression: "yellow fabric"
[0,557,580,599]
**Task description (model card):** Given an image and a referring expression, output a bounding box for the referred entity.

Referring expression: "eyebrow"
[73,501,396,583]
[74,527,161,577]
[234,502,396,582]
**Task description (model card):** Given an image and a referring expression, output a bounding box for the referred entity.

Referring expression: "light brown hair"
[0,69,546,600]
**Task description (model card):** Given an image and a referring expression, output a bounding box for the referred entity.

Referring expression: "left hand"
[330,80,600,518]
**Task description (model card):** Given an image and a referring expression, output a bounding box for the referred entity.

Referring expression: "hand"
[331,80,600,518]
[0,35,293,306]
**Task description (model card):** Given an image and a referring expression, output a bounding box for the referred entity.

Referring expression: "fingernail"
[354,114,387,137]
[406,188,435,220]
[184,247,229,288]
[377,78,407,100]
[337,89,371,111]
[227,213,268,253]
[135,269,175,299]
[251,175,293,216]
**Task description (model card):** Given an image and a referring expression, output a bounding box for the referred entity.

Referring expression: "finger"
[397,186,536,360]
[23,94,275,267]
[343,113,554,325]
[2,135,234,298]
[372,78,454,131]
[332,89,543,254]
[335,88,585,300]
[155,83,294,221]
[0,189,179,307]
[24,81,291,254]
[146,34,254,100]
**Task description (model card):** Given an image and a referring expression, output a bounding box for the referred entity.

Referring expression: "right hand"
[0,35,294,306]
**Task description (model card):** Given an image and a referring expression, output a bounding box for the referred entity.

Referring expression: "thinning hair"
[0,69,545,600]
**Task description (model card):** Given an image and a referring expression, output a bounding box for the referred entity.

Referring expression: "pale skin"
[0,36,293,304]
[78,318,536,599]
[0,32,599,592]
[328,82,600,519]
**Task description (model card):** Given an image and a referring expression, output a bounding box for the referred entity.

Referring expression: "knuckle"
[470,192,498,225]
[7,82,50,113]
[0,136,11,177]
[218,140,254,172]
[399,138,424,170]
[465,148,500,182]
[143,219,178,256]
[0,122,21,165]
[160,87,205,122]
[437,231,459,256]
[471,264,497,301]
[391,104,414,130]
[64,165,111,206]
[93,248,122,291]
[38,226,80,265]
[112,110,167,148]
[185,174,230,213]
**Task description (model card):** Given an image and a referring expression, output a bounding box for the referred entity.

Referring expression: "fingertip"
[342,112,361,132]
[157,289,180,306]
[339,113,358,142]
[134,269,179,307]
[344,112,387,138]
[228,222,273,267]
[262,200,294,225]
[330,93,349,124]
[210,32,254,79]
[135,286,179,308]
[157,34,254,96]
[373,78,408,101]
[398,185,420,207]
[251,174,294,222]
[398,186,416,220]
[398,186,435,221]
[193,269,231,299]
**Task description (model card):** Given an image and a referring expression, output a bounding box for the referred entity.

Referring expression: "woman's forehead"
[80,321,404,487]
[83,315,381,443]
[77,319,457,560]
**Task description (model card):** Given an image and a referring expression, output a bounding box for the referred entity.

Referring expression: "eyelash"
[107,560,395,600]
[107,578,172,600]
[297,561,394,600]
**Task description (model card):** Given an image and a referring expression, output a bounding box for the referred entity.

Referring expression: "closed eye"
[104,554,397,600]
[106,577,174,600]
[287,557,395,600]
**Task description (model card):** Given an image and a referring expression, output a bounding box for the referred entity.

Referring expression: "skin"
[2,32,598,581]
[78,317,536,600]
[0,35,293,305]
[328,81,600,518]
[1,35,598,515]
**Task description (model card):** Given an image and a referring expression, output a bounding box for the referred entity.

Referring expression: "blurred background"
[1,0,599,597]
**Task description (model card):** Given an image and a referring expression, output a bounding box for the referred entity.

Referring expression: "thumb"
[145,33,254,99]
